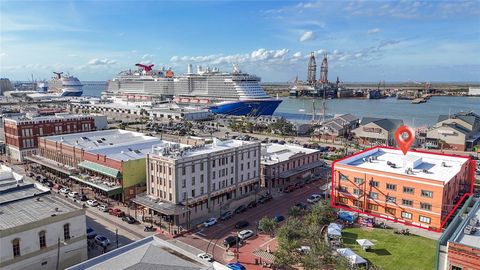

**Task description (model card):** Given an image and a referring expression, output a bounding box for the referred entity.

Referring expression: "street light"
[55,237,67,270]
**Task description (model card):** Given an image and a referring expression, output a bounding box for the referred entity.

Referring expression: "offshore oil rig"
[289,52,353,98]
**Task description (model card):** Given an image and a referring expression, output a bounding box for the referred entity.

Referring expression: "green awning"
[78,160,121,179]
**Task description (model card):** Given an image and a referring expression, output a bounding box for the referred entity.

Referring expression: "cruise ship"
[48,72,83,96]
[104,63,282,116]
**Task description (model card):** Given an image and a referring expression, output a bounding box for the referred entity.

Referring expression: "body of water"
[81,81,479,127]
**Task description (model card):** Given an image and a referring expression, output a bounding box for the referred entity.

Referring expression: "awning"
[253,250,276,263]
[70,175,123,196]
[25,155,76,175]
[78,160,121,179]
[132,193,189,216]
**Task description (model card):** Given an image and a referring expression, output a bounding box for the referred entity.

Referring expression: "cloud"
[1,13,88,32]
[299,31,315,42]
[87,58,117,66]
[367,28,381,35]
[293,52,302,58]
[0,52,7,57]
[142,54,154,59]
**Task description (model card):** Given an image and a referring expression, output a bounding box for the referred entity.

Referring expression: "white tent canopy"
[328,223,343,231]
[356,239,375,248]
[336,248,368,265]
[327,227,342,237]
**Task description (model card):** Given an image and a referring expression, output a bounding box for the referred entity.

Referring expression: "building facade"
[0,165,87,270]
[134,139,261,230]
[332,147,473,231]
[260,143,324,191]
[3,113,107,162]
[352,117,403,146]
[426,112,480,151]
[315,114,359,141]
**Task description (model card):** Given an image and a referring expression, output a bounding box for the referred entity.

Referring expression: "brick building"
[3,113,107,162]
[32,129,161,201]
[260,143,324,192]
[332,147,474,231]
[445,199,480,270]
[426,112,480,151]
[133,139,261,230]
[352,117,403,146]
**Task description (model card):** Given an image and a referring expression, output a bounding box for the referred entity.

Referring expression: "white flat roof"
[261,143,319,165]
[337,147,469,183]
[45,129,162,161]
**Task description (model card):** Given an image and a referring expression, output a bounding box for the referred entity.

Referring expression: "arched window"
[12,238,20,257]
[39,231,46,248]
[63,224,71,240]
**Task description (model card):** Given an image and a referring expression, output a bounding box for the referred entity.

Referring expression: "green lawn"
[341,227,436,270]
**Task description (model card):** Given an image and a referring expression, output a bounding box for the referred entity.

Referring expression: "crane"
[53,72,63,79]
[135,63,154,72]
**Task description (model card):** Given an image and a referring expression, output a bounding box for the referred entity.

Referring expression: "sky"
[1,0,479,82]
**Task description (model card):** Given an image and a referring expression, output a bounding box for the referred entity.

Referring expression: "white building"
[134,138,261,231]
[0,165,87,270]
[468,87,480,96]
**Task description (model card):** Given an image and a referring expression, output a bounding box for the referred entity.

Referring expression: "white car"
[203,217,217,227]
[68,191,79,198]
[87,200,98,206]
[197,253,213,262]
[307,194,322,204]
[94,235,111,247]
[60,187,71,194]
[237,229,254,240]
[97,204,109,212]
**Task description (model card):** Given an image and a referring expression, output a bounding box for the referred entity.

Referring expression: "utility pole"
[236,228,240,261]
[55,237,60,270]
[116,228,119,248]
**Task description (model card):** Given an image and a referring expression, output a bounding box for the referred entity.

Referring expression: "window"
[420,203,432,211]
[339,186,348,192]
[12,238,20,257]
[200,175,204,183]
[191,165,195,173]
[451,266,462,270]
[63,224,70,240]
[212,159,216,167]
[369,192,378,199]
[370,180,379,187]
[386,196,396,203]
[212,172,216,179]
[182,179,186,188]
[39,231,46,249]
[386,183,396,190]
[421,190,433,198]
[340,174,348,181]
[419,216,431,224]
[200,163,204,171]
[183,192,187,201]
[401,212,412,219]
[353,200,363,208]
[339,197,348,204]
[353,189,363,196]
[368,204,378,211]
[385,207,396,215]
[200,187,204,195]
[182,167,186,175]
[403,187,415,194]
[354,177,363,184]
[191,189,195,197]
[191,177,195,185]
[402,199,413,206]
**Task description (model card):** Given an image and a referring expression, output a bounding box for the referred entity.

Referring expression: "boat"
[103,63,282,116]
[48,72,83,96]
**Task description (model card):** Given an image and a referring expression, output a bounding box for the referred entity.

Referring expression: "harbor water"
[82,82,479,127]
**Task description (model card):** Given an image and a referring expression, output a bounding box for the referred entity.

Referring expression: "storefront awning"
[133,193,189,216]
[78,160,121,179]
[70,175,123,196]
[25,155,76,175]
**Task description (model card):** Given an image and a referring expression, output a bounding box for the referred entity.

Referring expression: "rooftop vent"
[405,168,413,175]
[55,207,59,212]
[422,169,430,174]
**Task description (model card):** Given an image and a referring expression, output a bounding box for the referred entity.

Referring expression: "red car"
[283,185,295,193]
[108,208,125,217]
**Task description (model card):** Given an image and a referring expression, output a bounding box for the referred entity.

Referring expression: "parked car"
[283,185,295,193]
[258,193,273,204]
[235,220,249,229]
[35,175,42,181]
[247,201,257,208]
[307,194,322,204]
[203,217,218,227]
[295,202,308,210]
[68,191,79,198]
[273,215,285,223]
[294,182,304,189]
[234,205,247,214]
[60,187,71,194]
[86,227,97,239]
[227,262,246,270]
[223,235,241,248]
[197,253,213,262]
[79,194,88,201]
[94,235,111,247]
[122,216,137,224]
[87,199,98,206]
[109,208,125,217]
[27,172,34,177]
[220,211,233,221]
[237,229,254,240]
[44,181,54,188]
[97,204,109,212]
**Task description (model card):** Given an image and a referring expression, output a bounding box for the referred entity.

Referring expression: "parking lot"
[176,177,330,268]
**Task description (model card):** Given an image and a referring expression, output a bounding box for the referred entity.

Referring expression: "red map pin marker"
[395,125,415,155]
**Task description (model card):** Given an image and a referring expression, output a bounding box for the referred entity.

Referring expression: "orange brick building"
[332,147,473,231]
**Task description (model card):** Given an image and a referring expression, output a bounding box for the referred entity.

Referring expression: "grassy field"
[341,227,436,270]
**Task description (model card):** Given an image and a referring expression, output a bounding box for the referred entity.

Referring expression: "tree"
[305,201,337,227]
[288,206,304,218]
[258,217,276,236]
